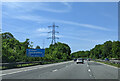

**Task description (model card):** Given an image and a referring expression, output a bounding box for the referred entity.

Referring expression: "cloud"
[2,2,112,31]
[37,33,48,36]
[55,20,111,31]
[34,28,51,37]
[2,2,71,13]
[101,12,116,20]
[13,15,111,31]
[63,35,106,43]
[37,28,51,32]
[14,15,47,23]
[61,2,71,8]
[38,2,71,13]
[56,35,64,37]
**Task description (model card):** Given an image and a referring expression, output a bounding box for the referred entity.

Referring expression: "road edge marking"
[1,61,73,76]
[93,61,119,69]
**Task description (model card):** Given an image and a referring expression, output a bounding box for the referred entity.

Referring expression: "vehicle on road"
[87,58,91,61]
[76,58,84,64]
[73,58,77,62]
[105,58,109,61]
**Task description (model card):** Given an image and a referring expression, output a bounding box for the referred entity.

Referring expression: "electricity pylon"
[47,23,59,44]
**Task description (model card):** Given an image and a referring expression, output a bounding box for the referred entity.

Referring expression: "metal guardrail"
[0,61,43,69]
[95,59,120,64]
[0,60,68,70]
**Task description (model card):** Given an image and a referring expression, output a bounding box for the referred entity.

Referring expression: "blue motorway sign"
[26,49,45,57]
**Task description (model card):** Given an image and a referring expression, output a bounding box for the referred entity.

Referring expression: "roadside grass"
[0,66,6,69]
[17,63,40,67]
[95,61,120,68]
[2,63,43,70]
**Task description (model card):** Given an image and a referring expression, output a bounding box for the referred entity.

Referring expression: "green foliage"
[71,50,88,59]
[71,40,120,60]
[103,41,112,58]
[2,32,14,39]
[35,45,40,49]
[44,42,71,61]
[2,32,33,63]
[2,32,71,63]
[2,32,119,63]
[111,41,120,59]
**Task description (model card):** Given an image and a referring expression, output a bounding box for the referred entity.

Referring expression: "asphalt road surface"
[2,60,119,79]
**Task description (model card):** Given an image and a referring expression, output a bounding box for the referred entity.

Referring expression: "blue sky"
[2,2,118,53]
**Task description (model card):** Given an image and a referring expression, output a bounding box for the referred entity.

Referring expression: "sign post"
[26,49,45,57]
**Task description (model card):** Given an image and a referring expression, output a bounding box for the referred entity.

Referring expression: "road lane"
[2,61,74,79]
[2,61,73,75]
[2,60,119,79]
[40,61,91,79]
[87,61,118,79]
[3,61,91,79]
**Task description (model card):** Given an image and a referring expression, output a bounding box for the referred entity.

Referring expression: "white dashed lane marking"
[87,65,89,67]
[88,69,91,72]
[90,75,92,76]
[52,69,58,72]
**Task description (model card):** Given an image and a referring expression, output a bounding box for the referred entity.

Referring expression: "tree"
[44,42,71,61]
[2,32,72,63]
[36,45,40,49]
[112,41,120,59]
[2,32,34,63]
[71,40,120,60]
[103,41,112,58]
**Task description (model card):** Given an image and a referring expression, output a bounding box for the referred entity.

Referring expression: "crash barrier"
[1,61,42,70]
[94,59,120,64]
[0,60,67,70]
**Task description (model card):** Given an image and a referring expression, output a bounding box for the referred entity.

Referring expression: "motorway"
[1,60,119,79]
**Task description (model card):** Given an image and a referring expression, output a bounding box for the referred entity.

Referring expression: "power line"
[42,39,45,49]
[47,23,59,44]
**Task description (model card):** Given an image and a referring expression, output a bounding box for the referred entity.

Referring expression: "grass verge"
[95,61,120,68]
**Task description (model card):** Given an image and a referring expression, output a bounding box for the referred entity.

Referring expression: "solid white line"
[0,70,23,76]
[1,67,50,77]
[1,67,40,76]
[95,61,119,69]
[2,61,73,76]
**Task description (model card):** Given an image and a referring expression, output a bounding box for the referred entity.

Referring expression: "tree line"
[2,32,120,63]
[71,41,120,60]
[2,32,71,63]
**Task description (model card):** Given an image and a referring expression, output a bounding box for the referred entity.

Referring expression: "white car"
[76,58,84,64]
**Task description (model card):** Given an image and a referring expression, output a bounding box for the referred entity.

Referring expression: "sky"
[2,2,118,53]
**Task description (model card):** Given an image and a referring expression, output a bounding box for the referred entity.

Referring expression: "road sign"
[26,49,45,57]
